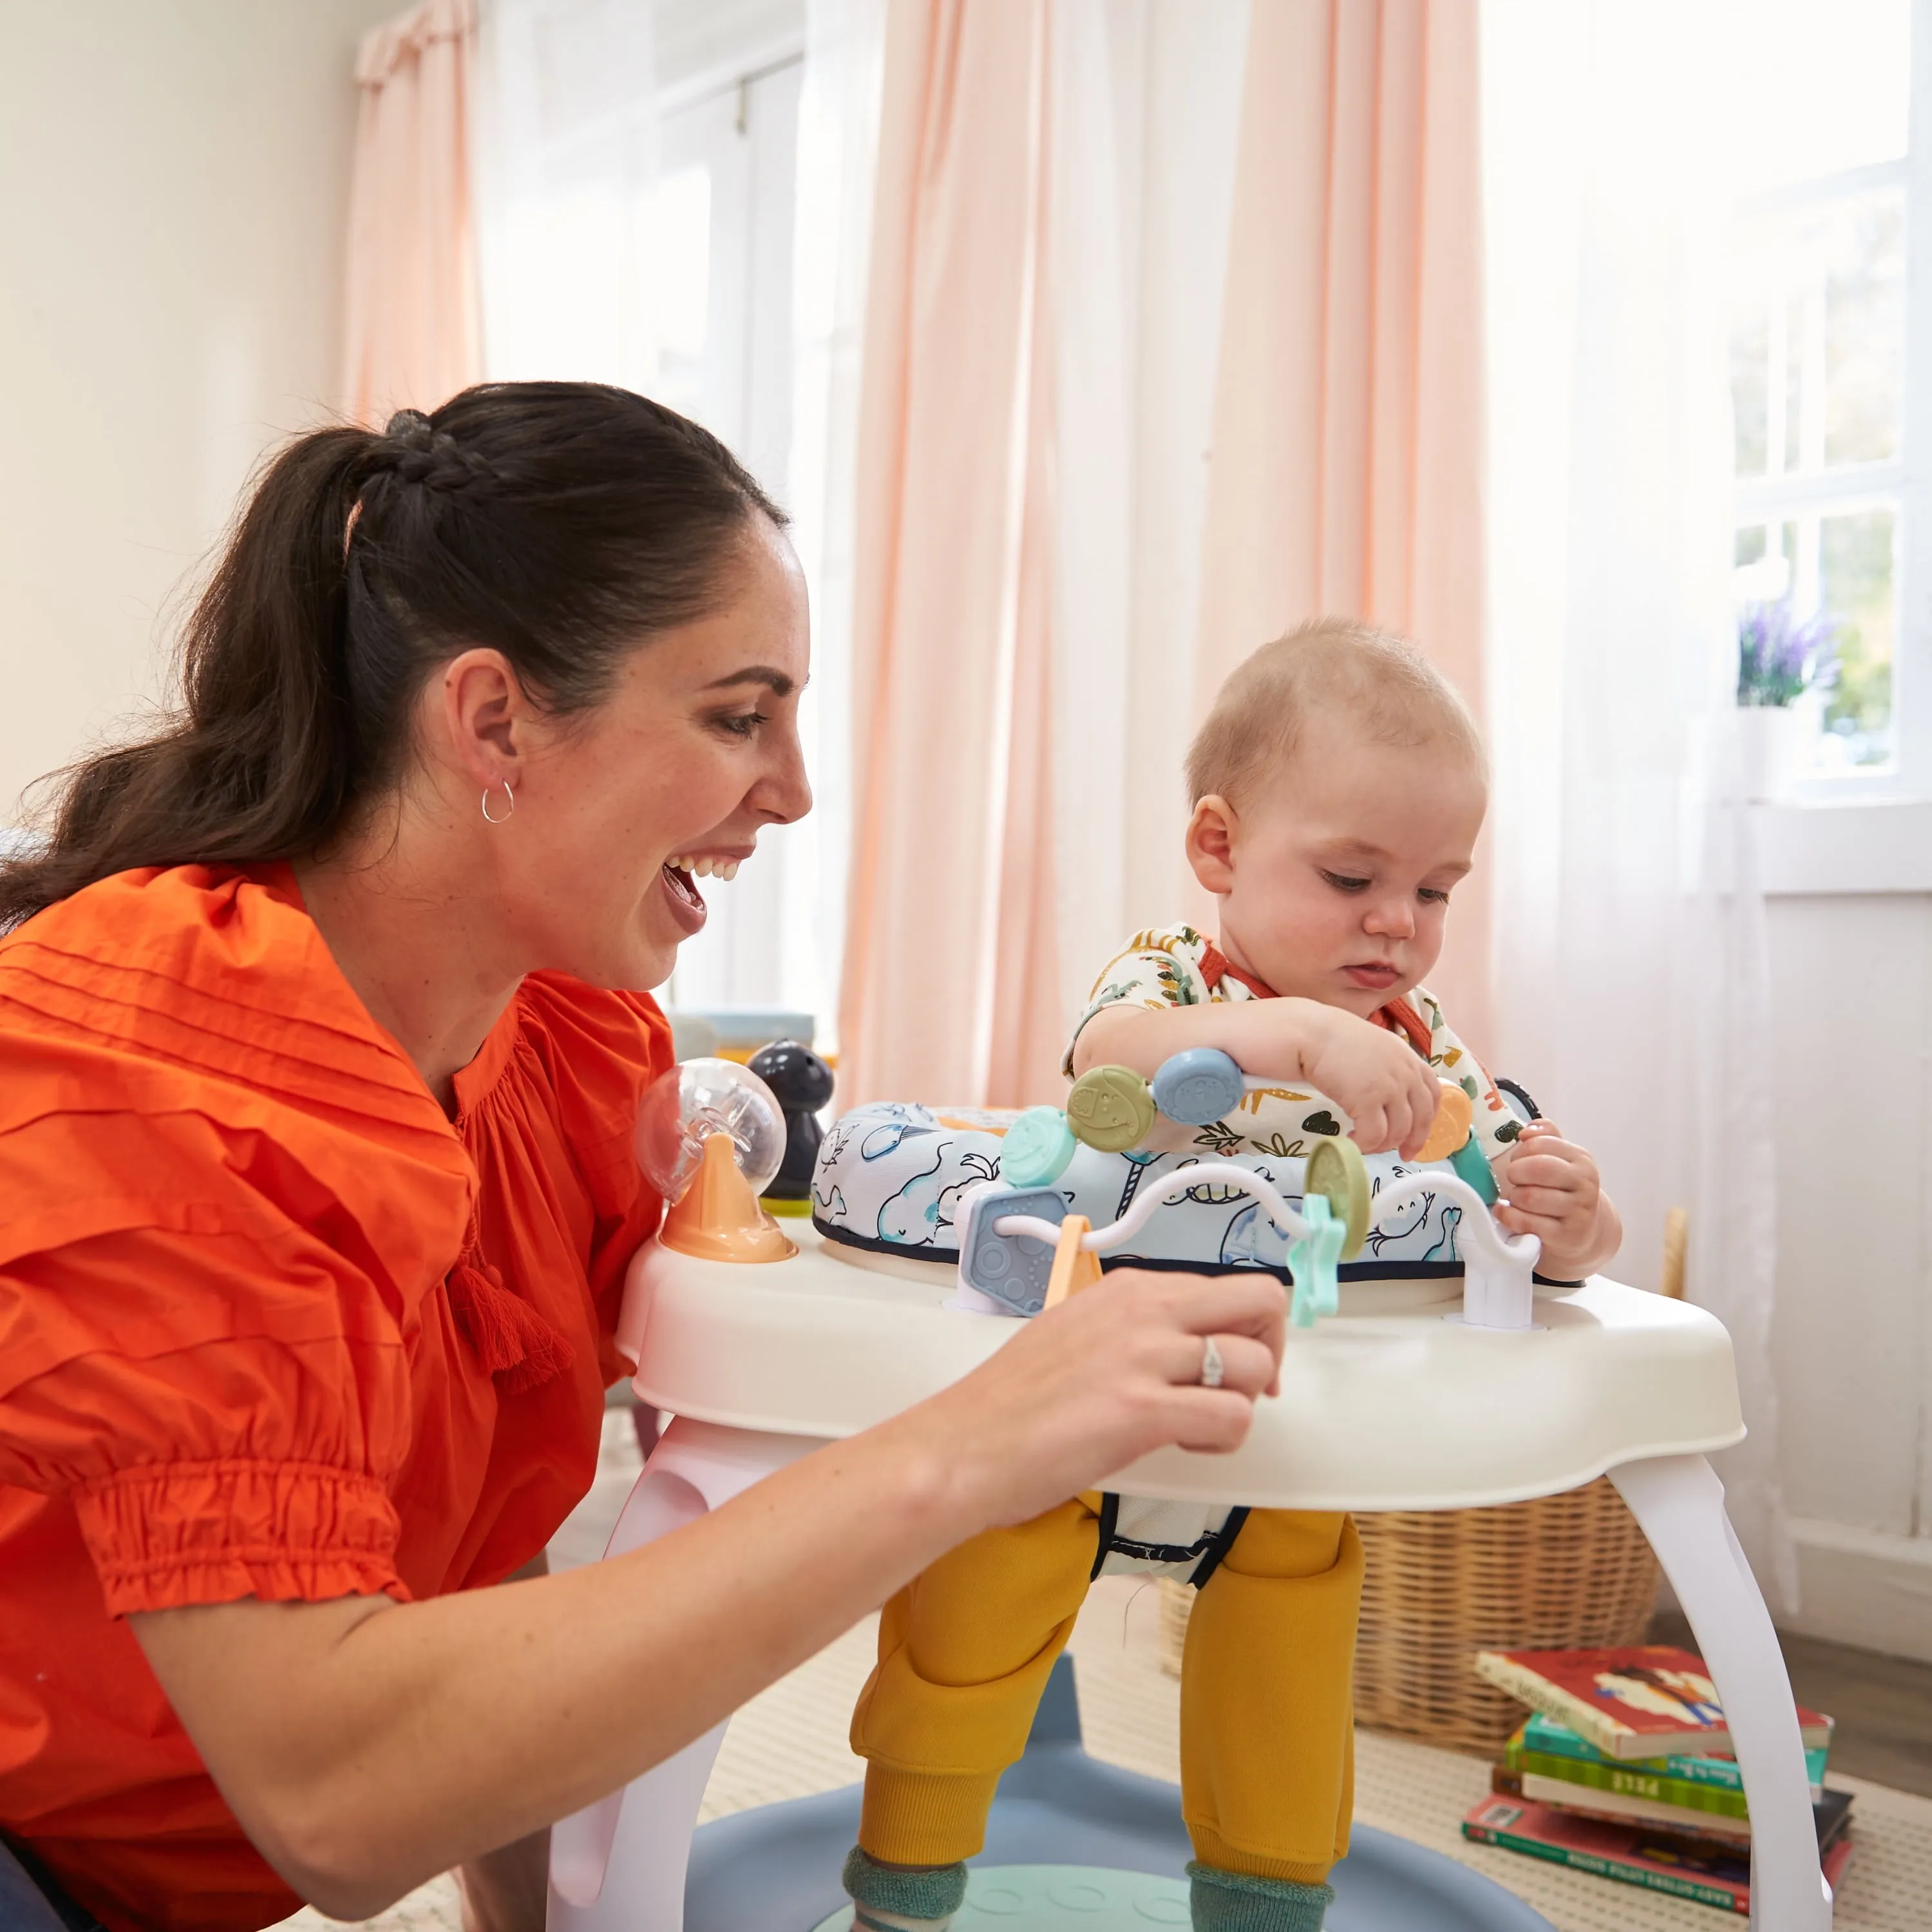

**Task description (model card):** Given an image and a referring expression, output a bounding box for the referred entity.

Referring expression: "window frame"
[1729,0,1932,802]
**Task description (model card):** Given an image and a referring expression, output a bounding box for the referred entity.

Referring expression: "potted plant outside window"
[1735,599,1839,800]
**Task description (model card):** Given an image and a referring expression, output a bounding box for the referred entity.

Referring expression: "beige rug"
[279,1571,1931,1931]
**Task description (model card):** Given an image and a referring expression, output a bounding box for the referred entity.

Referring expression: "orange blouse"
[0,864,672,1932]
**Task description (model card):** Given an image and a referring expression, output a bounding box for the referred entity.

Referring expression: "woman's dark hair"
[0,381,785,925]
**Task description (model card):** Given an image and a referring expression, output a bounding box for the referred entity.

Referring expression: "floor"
[1649,1608,1932,1799]
[275,1412,1932,1930]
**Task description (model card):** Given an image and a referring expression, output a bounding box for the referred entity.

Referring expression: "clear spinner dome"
[636,1057,786,1204]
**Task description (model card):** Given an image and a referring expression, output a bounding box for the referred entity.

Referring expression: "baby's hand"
[1494,1121,1612,1278]
[1293,1002,1443,1159]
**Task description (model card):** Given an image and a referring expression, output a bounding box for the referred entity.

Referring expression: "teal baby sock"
[1188,1862,1335,1931]
[841,1846,969,1931]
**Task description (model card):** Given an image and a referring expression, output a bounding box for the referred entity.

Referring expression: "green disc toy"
[1303,1136,1370,1259]
[1065,1064,1158,1154]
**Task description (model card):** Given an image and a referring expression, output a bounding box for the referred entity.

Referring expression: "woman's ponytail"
[0,383,781,926]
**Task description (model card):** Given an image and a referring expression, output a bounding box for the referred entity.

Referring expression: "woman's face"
[485,516,813,990]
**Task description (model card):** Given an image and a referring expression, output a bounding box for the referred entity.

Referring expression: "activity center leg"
[1179,1510,1361,1922]
[849,1497,1103,1870]
[545,1418,825,1932]
[1607,1455,1830,1932]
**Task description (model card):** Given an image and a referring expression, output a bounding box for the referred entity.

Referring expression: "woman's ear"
[1186,795,1238,895]
[436,649,527,791]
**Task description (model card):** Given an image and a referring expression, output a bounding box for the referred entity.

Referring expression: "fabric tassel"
[445,1259,575,1394]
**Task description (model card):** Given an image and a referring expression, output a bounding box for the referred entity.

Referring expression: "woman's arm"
[131,1267,1286,1922]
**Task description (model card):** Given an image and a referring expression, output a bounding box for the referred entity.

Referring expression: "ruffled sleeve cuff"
[73,1460,409,1616]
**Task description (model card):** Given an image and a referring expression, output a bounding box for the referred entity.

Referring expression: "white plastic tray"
[622,1224,1745,1512]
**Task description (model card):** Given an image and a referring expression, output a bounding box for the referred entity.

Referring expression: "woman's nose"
[755,732,813,826]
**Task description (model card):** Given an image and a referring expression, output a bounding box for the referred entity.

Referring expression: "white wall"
[0,0,400,817]
[1760,808,1932,1660]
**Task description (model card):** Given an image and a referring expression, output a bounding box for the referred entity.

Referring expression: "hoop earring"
[481,781,515,824]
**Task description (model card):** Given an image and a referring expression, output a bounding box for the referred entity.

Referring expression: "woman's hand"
[904,1265,1287,1531]
[1494,1121,1622,1279]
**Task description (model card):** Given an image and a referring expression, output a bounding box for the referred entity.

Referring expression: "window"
[1725,0,1924,791]
[479,0,858,1041]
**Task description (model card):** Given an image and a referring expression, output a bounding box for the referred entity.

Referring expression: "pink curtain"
[341,0,483,426]
[837,1,1065,1108]
[1193,0,1492,1046]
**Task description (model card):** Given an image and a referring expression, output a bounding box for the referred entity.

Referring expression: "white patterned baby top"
[1065,923,1520,1164]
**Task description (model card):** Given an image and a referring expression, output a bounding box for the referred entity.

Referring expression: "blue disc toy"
[1150,1047,1246,1127]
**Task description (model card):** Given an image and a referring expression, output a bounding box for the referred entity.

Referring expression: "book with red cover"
[1464,1794,1855,1915]
[1472,1644,1834,1761]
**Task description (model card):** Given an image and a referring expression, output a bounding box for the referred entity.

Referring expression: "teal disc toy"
[812,1865,1191,1929]
[1001,1106,1077,1188]
[1448,1133,1499,1204]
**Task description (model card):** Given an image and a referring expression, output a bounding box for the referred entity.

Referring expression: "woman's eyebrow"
[701,666,797,695]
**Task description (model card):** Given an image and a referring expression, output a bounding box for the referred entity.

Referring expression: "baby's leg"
[844,1495,1100,1928]
[1180,1509,1363,1929]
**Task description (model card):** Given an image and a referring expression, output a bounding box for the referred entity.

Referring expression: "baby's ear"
[1186,795,1238,893]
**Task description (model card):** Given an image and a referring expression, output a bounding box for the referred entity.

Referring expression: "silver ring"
[1200,1335,1225,1389]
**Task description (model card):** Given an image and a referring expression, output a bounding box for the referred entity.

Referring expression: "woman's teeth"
[666,855,740,881]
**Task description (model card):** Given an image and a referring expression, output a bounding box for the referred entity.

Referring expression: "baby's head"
[1184,620,1486,1021]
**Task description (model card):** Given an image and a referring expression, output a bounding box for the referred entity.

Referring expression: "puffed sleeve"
[0,1113,421,1618]
[513,975,674,1378]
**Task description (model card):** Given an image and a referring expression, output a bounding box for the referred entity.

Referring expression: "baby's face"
[1188,722,1486,1020]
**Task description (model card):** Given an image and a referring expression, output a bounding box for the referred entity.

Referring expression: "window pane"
[1723,0,1909,190]
[1731,307,1768,478]
[1816,506,1897,770]
[1824,195,1906,465]
[1728,187,1906,478]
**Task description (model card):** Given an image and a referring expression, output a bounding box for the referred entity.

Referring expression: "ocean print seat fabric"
[810,1097,1531,1279]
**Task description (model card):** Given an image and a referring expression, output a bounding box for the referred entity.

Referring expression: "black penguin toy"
[748,1039,835,1203]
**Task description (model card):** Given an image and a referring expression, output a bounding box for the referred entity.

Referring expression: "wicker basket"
[1157,1478,1660,1756]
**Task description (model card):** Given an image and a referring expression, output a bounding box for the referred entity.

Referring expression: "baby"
[840,620,1620,1932]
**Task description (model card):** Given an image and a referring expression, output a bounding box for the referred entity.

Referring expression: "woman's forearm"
[136,1411,978,1918]
[133,1264,1288,1920]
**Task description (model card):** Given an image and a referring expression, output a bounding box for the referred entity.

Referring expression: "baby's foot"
[841,1846,969,1931]
[1187,1862,1335,1931]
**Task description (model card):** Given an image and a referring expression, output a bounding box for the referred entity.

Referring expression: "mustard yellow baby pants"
[849,1498,1363,1886]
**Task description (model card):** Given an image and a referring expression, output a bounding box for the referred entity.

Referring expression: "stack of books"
[1459,1643,1852,1914]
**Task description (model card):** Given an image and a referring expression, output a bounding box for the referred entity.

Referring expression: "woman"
[0,383,1286,1932]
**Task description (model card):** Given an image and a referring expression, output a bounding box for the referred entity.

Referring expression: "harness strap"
[1087,1495,1254,1588]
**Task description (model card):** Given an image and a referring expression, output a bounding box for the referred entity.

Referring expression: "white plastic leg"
[1608,1455,1830,1932]
[545,1419,827,1932]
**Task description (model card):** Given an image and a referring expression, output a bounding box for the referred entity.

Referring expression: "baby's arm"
[1494,1121,1622,1280]
[1073,997,1441,1160]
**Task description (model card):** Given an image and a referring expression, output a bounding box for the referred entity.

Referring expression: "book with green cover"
[1520,1711,1828,1795]
[1504,1740,1749,1824]
[1492,1765,1853,1849]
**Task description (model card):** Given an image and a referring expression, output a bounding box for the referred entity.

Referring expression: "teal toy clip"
[1287,1194,1345,1329]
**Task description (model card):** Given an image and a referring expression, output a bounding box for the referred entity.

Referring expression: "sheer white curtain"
[1483,0,1795,1607]
[1047,0,1250,1034]
[474,0,661,393]
[475,0,880,1043]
